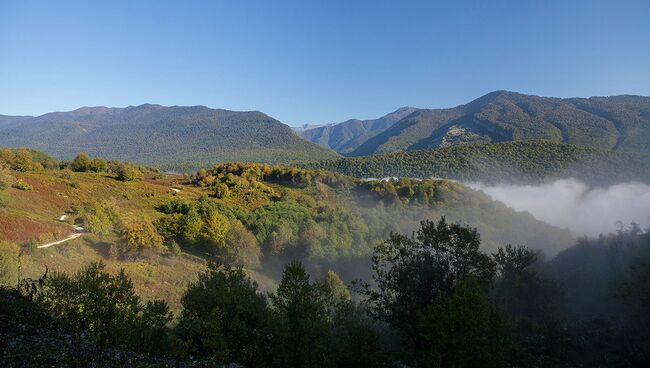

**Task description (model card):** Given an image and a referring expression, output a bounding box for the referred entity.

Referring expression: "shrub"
[121,218,164,250]
[0,242,19,287]
[224,220,261,267]
[90,157,108,172]
[201,212,230,248]
[157,199,190,214]
[113,163,143,182]
[12,180,32,191]
[73,201,119,235]
[70,152,92,172]
[0,165,15,190]
[213,182,230,199]
[167,240,182,255]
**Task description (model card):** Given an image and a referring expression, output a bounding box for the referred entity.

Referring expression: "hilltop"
[0,104,339,168]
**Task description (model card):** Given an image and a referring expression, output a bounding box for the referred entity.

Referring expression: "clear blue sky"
[1,0,649,125]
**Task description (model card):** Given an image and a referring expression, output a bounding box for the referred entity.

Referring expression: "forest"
[2,218,649,367]
[309,140,650,185]
[0,149,648,366]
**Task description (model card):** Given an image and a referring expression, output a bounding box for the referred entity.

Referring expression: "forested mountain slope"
[0,104,339,167]
[348,91,650,156]
[300,106,418,154]
[310,140,650,185]
[0,148,575,309]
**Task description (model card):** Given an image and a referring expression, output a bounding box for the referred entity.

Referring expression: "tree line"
[0,148,148,182]
[308,140,650,185]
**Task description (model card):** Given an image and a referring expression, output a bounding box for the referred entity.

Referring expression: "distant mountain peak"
[125,103,165,112]
[70,106,113,115]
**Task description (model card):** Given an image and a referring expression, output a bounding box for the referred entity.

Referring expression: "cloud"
[467,179,650,236]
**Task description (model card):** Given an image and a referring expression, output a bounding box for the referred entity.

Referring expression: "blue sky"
[1,0,649,125]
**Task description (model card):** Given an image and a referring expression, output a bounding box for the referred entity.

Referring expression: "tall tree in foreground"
[493,245,565,365]
[270,261,329,368]
[39,261,172,357]
[358,217,503,366]
[176,262,272,366]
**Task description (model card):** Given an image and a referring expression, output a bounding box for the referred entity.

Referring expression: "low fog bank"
[467,179,650,236]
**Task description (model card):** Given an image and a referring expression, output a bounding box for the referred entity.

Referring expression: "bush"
[121,218,164,250]
[0,165,15,190]
[12,180,32,191]
[0,242,19,287]
[73,201,119,235]
[224,220,261,267]
[90,157,108,172]
[167,240,182,255]
[213,183,230,199]
[113,163,143,182]
[70,152,92,172]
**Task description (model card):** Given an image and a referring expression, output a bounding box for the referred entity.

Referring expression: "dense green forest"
[2,219,648,367]
[346,91,650,157]
[309,140,650,185]
[0,104,339,167]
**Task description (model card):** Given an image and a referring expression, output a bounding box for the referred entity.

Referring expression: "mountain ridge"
[295,91,650,157]
[348,91,650,156]
[0,104,339,166]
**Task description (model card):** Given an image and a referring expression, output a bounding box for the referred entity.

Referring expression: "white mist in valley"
[467,179,650,236]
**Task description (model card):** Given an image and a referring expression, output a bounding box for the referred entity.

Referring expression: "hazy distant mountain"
[349,91,650,156]
[299,107,418,154]
[0,104,339,167]
[291,123,334,133]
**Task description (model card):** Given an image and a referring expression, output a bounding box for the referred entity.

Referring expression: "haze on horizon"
[1,0,649,126]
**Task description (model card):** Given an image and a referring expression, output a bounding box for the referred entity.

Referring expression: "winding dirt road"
[36,215,86,249]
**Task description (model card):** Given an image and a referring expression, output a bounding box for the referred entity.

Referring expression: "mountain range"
[0,104,338,168]
[1,91,649,172]
[299,91,650,156]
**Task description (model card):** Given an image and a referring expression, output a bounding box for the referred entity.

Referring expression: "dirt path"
[36,215,86,249]
[37,232,83,249]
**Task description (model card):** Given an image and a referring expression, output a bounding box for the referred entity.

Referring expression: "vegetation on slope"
[310,140,650,185]
[0,104,339,167]
[348,91,650,156]
[2,220,648,367]
[300,106,418,154]
[0,148,575,310]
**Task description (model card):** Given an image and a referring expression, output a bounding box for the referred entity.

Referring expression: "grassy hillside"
[349,91,650,156]
[300,107,418,154]
[0,104,339,167]
[0,148,575,311]
[310,140,650,185]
